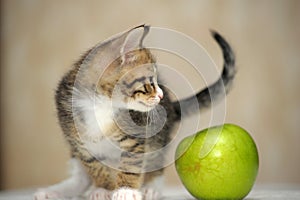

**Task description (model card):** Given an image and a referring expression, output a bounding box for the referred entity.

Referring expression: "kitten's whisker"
[152,107,160,124]
[146,110,150,138]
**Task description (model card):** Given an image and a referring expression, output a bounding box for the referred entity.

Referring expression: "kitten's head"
[97,25,163,112]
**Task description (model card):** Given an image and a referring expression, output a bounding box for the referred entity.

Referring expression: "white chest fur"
[75,95,122,162]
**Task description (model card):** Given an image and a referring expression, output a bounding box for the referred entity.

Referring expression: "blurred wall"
[1,0,300,190]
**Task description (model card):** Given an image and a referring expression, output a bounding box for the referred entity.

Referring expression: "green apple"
[175,124,259,200]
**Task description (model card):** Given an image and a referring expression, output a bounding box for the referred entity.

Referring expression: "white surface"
[0,184,299,200]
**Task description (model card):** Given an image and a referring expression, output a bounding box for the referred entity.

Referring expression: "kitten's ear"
[120,24,150,55]
[76,25,151,83]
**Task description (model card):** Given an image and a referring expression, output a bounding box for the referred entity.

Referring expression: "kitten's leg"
[112,171,144,200]
[142,171,164,200]
[87,187,111,200]
[80,158,116,200]
[112,152,145,200]
[142,188,161,200]
[34,158,91,200]
[112,187,143,200]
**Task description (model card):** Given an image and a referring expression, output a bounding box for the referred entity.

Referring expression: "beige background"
[1,0,300,190]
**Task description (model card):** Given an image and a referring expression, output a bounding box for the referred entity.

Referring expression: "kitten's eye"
[133,90,146,95]
[150,77,155,88]
[130,76,157,97]
[150,81,155,89]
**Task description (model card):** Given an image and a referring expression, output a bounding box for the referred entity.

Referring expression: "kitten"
[34,25,235,200]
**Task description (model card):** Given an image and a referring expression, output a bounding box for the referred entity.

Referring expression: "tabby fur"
[35,25,235,200]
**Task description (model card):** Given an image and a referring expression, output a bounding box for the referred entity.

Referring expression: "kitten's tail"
[173,31,236,119]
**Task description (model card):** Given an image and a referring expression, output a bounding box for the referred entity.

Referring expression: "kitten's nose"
[158,93,163,99]
[157,88,163,100]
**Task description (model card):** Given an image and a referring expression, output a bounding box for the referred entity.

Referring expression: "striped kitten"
[34,25,235,200]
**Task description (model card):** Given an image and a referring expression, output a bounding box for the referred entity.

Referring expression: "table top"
[0,184,299,200]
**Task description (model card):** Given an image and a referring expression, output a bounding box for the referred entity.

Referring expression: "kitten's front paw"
[142,188,161,200]
[89,188,111,200]
[112,188,142,200]
[33,190,59,200]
